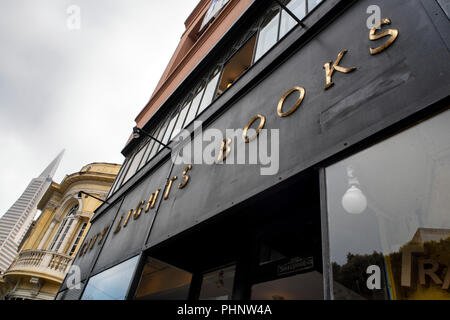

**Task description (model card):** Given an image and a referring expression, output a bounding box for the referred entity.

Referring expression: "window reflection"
[197,69,221,115]
[81,256,139,300]
[254,8,280,62]
[327,108,450,300]
[135,257,192,300]
[185,85,205,128]
[279,0,306,38]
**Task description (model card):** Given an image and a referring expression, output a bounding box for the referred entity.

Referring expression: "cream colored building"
[0,163,120,300]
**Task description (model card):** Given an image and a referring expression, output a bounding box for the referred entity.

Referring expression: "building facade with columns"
[1,163,120,300]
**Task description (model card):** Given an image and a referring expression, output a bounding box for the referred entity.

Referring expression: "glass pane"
[197,71,221,115]
[81,256,139,300]
[201,0,230,30]
[184,87,205,128]
[135,257,192,300]
[327,108,450,300]
[171,102,190,141]
[139,139,155,170]
[158,113,179,152]
[308,0,323,11]
[116,157,132,189]
[122,144,147,184]
[148,119,169,160]
[279,0,306,38]
[199,265,236,300]
[251,270,324,300]
[108,162,123,196]
[254,8,280,62]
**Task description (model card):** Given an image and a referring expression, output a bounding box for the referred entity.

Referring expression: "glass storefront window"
[81,256,139,300]
[135,257,192,300]
[326,108,450,300]
[199,265,236,300]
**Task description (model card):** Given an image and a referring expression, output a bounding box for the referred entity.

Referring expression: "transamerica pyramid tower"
[0,150,64,274]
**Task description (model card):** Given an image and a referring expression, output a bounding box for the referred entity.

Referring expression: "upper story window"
[200,0,230,31]
[107,0,325,199]
[48,203,79,252]
[67,204,79,216]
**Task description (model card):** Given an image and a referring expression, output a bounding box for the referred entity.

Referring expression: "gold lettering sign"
[82,239,91,256]
[90,234,98,250]
[243,114,266,143]
[114,216,123,234]
[179,165,192,189]
[97,227,109,245]
[216,138,232,163]
[370,18,399,55]
[164,176,178,200]
[91,16,404,247]
[277,87,306,117]
[133,200,145,220]
[323,50,356,90]
[122,209,133,228]
[79,241,89,257]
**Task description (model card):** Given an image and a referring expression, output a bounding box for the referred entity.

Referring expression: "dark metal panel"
[56,282,85,300]
[148,0,450,247]
[436,0,450,18]
[91,160,173,275]
[59,201,123,291]
[319,168,332,300]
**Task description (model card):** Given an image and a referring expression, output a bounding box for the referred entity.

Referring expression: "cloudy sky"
[0,0,199,217]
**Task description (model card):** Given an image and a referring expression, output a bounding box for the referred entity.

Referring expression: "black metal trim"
[319,167,332,300]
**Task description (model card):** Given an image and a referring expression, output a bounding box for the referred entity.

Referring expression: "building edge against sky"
[58,0,450,300]
[0,163,120,300]
[0,151,64,275]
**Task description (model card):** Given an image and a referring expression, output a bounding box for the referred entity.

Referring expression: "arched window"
[47,203,79,252]
[67,204,79,216]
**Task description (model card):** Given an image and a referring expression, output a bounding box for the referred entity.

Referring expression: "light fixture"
[132,126,171,151]
[77,191,109,205]
[341,166,367,215]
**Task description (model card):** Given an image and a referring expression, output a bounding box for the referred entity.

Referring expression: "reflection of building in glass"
[386,228,450,300]
[1,163,120,300]
[411,228,450,244]
[328,107,450,300]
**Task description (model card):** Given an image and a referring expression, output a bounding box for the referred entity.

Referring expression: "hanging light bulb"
[342,185,368,214]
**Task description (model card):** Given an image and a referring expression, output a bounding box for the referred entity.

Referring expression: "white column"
[57,218,78,254]
[38,221,56,250]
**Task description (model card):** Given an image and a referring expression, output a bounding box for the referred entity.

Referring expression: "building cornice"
[133,0,247,129]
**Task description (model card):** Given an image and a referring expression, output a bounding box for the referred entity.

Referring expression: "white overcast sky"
[0,0,199,217]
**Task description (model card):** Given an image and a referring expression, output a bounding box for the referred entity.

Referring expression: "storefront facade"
[57,0,450,300]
